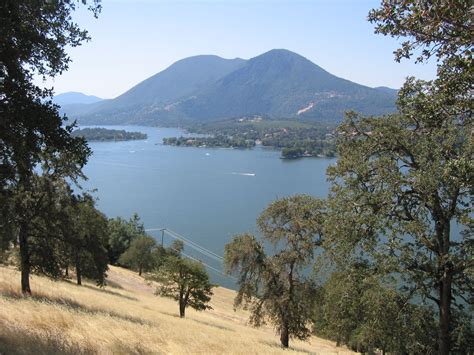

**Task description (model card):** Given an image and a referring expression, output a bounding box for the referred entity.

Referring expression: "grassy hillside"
[0,265,353,354]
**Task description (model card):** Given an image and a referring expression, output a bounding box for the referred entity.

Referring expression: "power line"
[180,251,235,280]
[145,227,234,280]
[165,229,223,263]
[146,227,224,262]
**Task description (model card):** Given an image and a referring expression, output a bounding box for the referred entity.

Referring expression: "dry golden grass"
[0,265,354,354]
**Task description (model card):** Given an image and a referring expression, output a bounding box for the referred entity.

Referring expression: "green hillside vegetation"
[71,128,147,142]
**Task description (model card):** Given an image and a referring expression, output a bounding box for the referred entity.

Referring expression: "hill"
[54,92,103,106]
[66,49,397,125]
[71,55,246,125]
[0,265,354,354]
[180,49,396,122]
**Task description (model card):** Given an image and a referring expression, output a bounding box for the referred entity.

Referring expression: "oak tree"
[0,0,100,294]
[225,195,325,348]
[151,255,214,318]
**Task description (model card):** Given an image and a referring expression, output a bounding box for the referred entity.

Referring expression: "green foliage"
[313,262,437,353]
[0,0,100,294]
[167,240,184,257]
[107,214,146,265]
[281,147,304,159]
[322,2,473,352]
[150,255,214,318]
[225,195,325,348]
[118,235,157,276]
[71,128,147,142]
[62,194,109,286]
[5,173,109,287]
[368,0,472,64]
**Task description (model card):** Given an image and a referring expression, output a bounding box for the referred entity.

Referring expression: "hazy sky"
[46,0,438,99]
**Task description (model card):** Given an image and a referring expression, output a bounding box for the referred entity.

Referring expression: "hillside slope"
[0,266,354,354]
[69,49,396,125]
[180,49,396,121]
[73,55,246,125]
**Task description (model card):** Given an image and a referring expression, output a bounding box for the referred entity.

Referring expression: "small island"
[162,117,336,159]
[72,128,147,142]
[163,135,255,149]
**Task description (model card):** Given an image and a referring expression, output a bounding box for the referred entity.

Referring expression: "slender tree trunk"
[19,224,31,295]
[280,262,294,348]
[280,320,289,348]
[438,266,452,354]
[179,299,186,318]
[76,261,82,285]
[138,266,142,276]
[65,265,69,278]
[438,220,452,355]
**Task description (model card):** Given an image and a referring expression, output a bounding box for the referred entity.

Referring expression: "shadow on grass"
[106,279,124,289]
[259,339,314,354]
[0,290,155,327]
[159,308,234,332]
[159,310,181,318]
[190,318,235,332]
[81,284,138,301]
[0,326,159,355]
[0,327,95,355]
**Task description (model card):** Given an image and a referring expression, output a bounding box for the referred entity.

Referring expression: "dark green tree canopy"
[324,62,473,355]
[118,235,157,276]
[107,214,146,264]
[65,194,109,286]
[313,261,438,354]
[0,0,100,294]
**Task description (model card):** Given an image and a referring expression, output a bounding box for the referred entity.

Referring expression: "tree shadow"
[0,324,161,355]
[259,339,315,354]
[1,290,154,327]
[81,284,138,301]
[190,318,235,332]
[106,279,124,289]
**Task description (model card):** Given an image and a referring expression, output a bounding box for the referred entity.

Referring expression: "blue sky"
[48,0,438,98]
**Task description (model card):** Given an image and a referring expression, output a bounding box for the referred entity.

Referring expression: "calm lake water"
[81,126,336,288]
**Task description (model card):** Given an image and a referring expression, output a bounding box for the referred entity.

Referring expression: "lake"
[81,126,336,288]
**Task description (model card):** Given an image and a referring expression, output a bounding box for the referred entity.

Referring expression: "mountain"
[68,50,397,125]
[54,92,103,106]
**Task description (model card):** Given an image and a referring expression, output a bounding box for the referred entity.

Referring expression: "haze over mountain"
[54,92,103,106]
[64,49,398,125]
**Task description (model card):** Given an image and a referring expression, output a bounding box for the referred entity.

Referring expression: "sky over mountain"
[42,0,437,99]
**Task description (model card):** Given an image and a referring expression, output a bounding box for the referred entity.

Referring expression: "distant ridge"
[54,91,103,106]
[64,49,397,125]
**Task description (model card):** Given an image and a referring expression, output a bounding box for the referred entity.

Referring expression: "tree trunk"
[139,266,142,276]
[179,299,186,318]
[280,321,289,348]
[437,219,452,355]
[19,224,31,295]
[76,262,82,285]
[438,270,452,354]
[65,265,69,278]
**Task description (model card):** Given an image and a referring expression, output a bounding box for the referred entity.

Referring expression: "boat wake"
[231,172,256,177]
